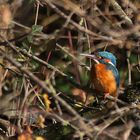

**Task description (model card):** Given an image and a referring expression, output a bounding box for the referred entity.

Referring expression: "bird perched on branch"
[81,51,120,98]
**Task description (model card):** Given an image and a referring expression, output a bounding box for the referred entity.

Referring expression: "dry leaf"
[43,93,51,112]
[37,115,45,128]
[72,88,86,103]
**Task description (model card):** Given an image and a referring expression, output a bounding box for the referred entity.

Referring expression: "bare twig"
[108,0,133,26]
[56,43,89,70]
[34,0,40,25]
[127,50,132,85]
[0,48,93,138]
[41,0,122,44]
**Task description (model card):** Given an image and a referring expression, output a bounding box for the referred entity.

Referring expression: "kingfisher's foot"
[104,93,110,99]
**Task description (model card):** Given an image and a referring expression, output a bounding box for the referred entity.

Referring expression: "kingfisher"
[81,51,120,98]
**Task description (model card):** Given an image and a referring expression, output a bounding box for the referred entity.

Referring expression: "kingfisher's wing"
[107,65,120,87]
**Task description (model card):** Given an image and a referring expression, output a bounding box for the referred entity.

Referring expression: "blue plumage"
[97,51,120,87]
[107,64,120,87]
[98,51,117,66]
[81,51,120,96]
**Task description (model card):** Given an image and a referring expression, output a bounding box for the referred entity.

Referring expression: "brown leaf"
[72,88,87,103]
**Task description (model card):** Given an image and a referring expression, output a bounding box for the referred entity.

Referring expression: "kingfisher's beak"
[80,53,99,64]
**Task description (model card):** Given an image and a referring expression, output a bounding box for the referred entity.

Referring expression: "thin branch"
[0,48,93,138]
[127,50,132,85]
[56,43,89,70]
[34,0,40,25]
[0,35,97,96]
[41,0,122,44]
[1,36,128,106]
[109,0,133,26]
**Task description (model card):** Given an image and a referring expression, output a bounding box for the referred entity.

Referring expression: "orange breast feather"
[91,64,117,97]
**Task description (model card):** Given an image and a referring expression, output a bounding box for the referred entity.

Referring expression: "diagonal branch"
[0,48,93,138]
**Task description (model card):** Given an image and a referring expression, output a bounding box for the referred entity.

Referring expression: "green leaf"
[30,60,40,70]
[31,25,43,34]
[27,34,34,43]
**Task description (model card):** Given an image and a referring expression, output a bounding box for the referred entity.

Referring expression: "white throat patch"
[108,61,115,67]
